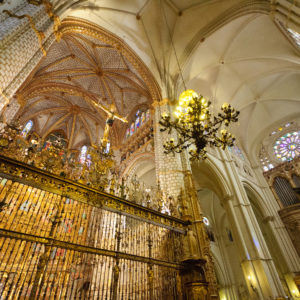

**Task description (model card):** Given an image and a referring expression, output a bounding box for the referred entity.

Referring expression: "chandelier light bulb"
[200,114,206,120]
[179,89,198,104]
[222,103,229,109]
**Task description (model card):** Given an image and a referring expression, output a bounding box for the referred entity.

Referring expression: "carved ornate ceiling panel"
[17,18,160,149]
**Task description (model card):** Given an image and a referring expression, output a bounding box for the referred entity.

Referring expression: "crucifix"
[92,102,128,147]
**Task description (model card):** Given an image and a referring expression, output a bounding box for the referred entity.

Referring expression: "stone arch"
[196,186,246,300]
[121,152,155,186]
[242,180,274,218]
[192,158,232,201]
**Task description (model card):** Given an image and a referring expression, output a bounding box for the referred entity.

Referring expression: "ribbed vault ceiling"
[18,19,156,149]
[16,0,300,162]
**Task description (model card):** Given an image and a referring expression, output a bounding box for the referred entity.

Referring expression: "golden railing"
[0,154,187,299]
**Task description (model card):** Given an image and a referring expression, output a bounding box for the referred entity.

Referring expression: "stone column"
[0,1,55,121]
[218,149,288,299]
[152,98,185,197]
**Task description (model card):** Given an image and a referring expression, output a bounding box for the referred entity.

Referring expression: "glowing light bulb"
[222,103,229,109]
[179,89,198,104]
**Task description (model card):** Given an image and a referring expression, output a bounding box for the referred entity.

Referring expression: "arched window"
[273,131,300,162]
[259,146,274,172]
[21,120,33,138]
[130,122,135,136]
[135,110,141,130]
[104,142,110,154]
[146,109,150,121]
[79,145,88,164]
[126,128,130,139]
[126,108,150,139]
[141,112,146,125]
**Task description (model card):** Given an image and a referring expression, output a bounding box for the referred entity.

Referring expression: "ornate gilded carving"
[0,154,187,231]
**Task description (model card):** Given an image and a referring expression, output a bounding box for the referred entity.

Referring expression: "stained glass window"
[79,145,87,164]
[141,112,146,125]
[104,142,110,154]
[126,128,130,139]
[21,120,33,138]
[146,109,150,121]
[273,131,300,162]
[135,116,140,130]
[130,122,135,135]
[269,122,292,136]
[259,146,274,172]
[86,154,92,167]
[125,108,151,139]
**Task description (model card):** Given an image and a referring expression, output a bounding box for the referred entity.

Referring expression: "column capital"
[223,194,234,202]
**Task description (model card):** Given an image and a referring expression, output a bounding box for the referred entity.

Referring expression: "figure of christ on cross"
[92,102,128,147]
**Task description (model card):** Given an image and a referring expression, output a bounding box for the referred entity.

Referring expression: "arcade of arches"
[0,1,300,299]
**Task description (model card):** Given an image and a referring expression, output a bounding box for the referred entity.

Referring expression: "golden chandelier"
[159,90,240,160]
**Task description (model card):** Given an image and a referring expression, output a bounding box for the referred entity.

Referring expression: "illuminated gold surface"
[17,18,161,148]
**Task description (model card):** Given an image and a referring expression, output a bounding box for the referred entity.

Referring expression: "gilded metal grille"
[0,157,185,299]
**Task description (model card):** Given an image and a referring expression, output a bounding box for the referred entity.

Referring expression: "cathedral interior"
[0,0,300,299]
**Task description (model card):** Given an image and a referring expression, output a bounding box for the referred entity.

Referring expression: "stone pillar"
[218,149,288,299]
[0,1,55,121]
[152,98,185,197]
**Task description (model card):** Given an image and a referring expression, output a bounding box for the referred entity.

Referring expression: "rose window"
[273,131,300,162]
